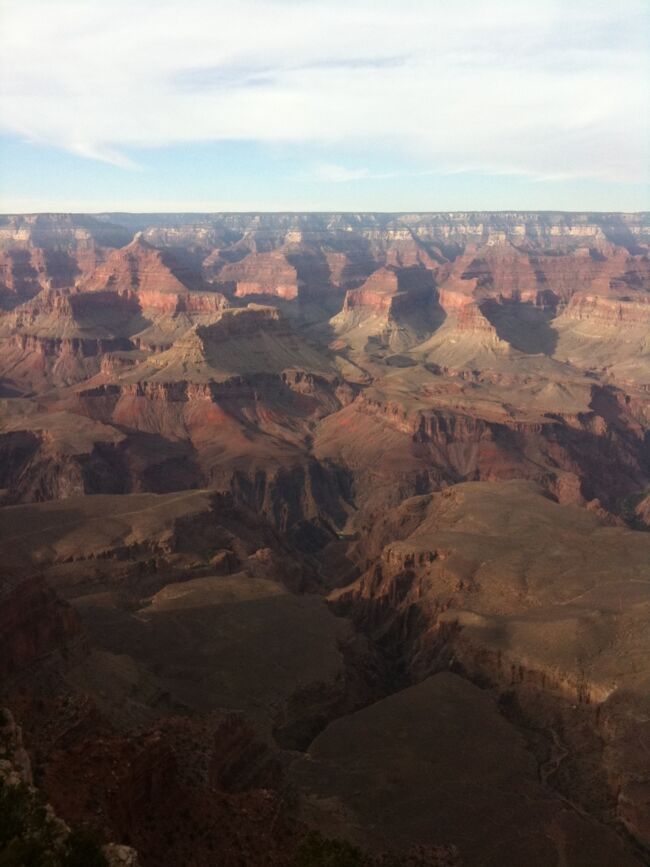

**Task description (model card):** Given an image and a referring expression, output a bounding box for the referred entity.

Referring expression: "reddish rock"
[219,251,300,299]
[0,576,83,681]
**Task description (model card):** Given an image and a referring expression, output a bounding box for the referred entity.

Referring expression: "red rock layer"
[81,234,207,308]
[561,292,650,326]
[436,240,650,306]
[339,267,434,320]
[218,251,300,299]
[437,287,499,335]
[341,267,400,313]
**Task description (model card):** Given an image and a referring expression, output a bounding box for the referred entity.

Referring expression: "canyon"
[0,211,649,866]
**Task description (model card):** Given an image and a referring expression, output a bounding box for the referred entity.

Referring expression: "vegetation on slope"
[0,778,107,867]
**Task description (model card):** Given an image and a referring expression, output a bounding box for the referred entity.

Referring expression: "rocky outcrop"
[0,707,33,786]
[331,267,439,352]
[432,235,649,308]
[337,267,435,316]
[437,288,500,336]
[0,216,125,309]
[0,707,141,866]
[198,303,281,336]
[335,385,647,511]
[218,251,300,299]
[132,304,334,381]
[2,244,89,304]
[560,291,650,326]
[0,576,83,683]
[1,370,353,527]
[1,210,649,866]
[39,716,298,867]
[0,287,137,341]
[0,247,47,307]
[331,481,650,850]
[0,280,230,388]
[340,267,400,311]
[81,233,196,295]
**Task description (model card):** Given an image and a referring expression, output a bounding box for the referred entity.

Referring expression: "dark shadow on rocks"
[481,299,559,355]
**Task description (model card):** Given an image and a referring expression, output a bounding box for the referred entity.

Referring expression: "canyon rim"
[1,0,649,865]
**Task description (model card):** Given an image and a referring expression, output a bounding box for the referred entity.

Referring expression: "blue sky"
[0,0,648,212]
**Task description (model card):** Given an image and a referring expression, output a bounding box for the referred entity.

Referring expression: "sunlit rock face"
[0,211,649,866]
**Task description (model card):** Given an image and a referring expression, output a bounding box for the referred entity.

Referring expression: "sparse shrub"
[61,829,107,867]
[0,778,107,867]
[291,832,370,867]
[290,832,461,867]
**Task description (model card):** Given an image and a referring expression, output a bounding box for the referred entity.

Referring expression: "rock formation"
[218,250,300,299]
[0,211,649,866]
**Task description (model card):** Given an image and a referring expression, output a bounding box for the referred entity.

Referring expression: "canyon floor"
[1,211,649,867]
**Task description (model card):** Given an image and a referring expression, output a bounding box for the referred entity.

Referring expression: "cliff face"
[0,238,103,310]
[219,251,300,299]
[81,234,193,295]
[0,707,141,867]
[561,291,650,326]
[0,576,83,683]
[1,212,649,866]
[340,267,401,313]
[0,247,48,307]
[1,211,647,531]
[312,378,648,522]
[330,481,650,849]
[336,267,435,318]
[330,266,440,353]
[0,214,134,310]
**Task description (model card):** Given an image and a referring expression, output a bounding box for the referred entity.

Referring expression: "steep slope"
[1,211,649,867]
[553,291,650,385]
[291,673,642,866]
[134,304,334,381]
[332,481,650,850]
[0,214,129,309]
[81,233,199,299]
[216,250,300,300]
[330,266,441,353]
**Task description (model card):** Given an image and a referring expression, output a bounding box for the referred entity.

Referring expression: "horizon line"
[2,209,649,217]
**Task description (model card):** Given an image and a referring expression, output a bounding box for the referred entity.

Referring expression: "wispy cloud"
[174,56,406,91]
[0,0,647,183]
[311,164,396,183]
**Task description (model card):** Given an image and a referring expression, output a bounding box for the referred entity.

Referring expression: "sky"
[0,0,648,213]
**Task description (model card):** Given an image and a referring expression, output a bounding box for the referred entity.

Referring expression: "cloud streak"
[0,0,647,183]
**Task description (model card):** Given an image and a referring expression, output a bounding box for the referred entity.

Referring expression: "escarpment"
[330,481,650,850]
[218,250,300,299]
[560,291,650,328]
[1,211,649,866]
[330,266,441,353]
